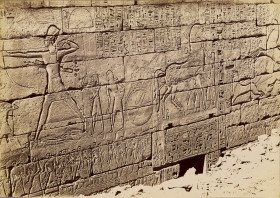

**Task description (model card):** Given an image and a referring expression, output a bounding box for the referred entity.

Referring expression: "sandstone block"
[0,67,47,101]
[257,4,280,26]
[241,101,260,124]
[62,7,122,34]
[155,27,181,52]
[0,135,29,168]
[0,169,10,197]
[12,96,44,135]
[246,121,266,142]
[124,30,155,55]
[226,125,247,148]
[123,5,180,30]
[1,8,62,39]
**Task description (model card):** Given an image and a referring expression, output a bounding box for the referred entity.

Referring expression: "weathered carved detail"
[0,1,279,197]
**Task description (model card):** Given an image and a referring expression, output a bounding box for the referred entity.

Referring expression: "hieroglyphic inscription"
[199,3,256,24]
[123,5,180,30]
[190,22,266,42]
[62,7,123,33]
[152,118,219,167]
[1,1,280,197]
[257,4,280,26]
[155,27,181,52]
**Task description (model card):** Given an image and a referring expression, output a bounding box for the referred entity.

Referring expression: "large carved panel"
[1,1,280,197]
[152,118,219,167]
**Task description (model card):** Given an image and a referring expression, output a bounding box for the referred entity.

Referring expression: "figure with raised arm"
[5,25,84,140]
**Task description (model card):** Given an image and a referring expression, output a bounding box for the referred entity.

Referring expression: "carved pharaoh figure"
[6,25,84,140]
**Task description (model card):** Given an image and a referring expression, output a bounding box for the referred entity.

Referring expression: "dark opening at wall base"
[178,154,205,177]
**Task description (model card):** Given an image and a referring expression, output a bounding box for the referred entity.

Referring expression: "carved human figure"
[5,25,84,140]
[0,170,10,197]
[0,102,13,138]
[11,166,25,196]
[106,70,125,132]
[82,75,104,135]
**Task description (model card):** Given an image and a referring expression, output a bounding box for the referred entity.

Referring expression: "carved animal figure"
[154,51,203,119]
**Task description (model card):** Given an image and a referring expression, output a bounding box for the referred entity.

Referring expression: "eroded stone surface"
[0,1,280,197]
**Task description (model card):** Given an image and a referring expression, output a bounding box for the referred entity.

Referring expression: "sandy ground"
[82,128,280,198]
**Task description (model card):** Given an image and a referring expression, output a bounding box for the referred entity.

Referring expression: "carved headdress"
[46,25,60,36]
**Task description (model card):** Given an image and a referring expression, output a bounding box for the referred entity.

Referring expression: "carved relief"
[3,37,46,68]
[1,8,62,39]
[180,3,199,26]
[205,150,221,171]
[199,3,256,24]
[92,134,151,174]
[190,22,266,43]
[82,86,104,136]
[0,102,13,138]
[255,56,278,76]
[12,97,43,136]
[153,50,216,123]
[123,5,180,30]
[163,118,219,164]
[124,80,155,134]
[152,131,166,167]
[0,169,10,197]
[71,161,153,196]
[1,2,280,197]
[124,53,166,82]
[259,96,280,119]
[232,80,251,105]
[106,71,125,133]
[124,30,155,55]
[155,27,181,52]
[61,57,124,89]
[157,86,218,128]
[251,72,280,99]
[0,67,47,101]
[91,0,134,6]
[0,135,29,168]
[62,7,122,33]
[226,125,247,148]
[4,25,84,140]
[257,4,280,26]
[241,101,260,124]
[246,121,266,142]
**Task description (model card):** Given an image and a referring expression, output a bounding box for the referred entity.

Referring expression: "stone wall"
[0,0,280,196]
